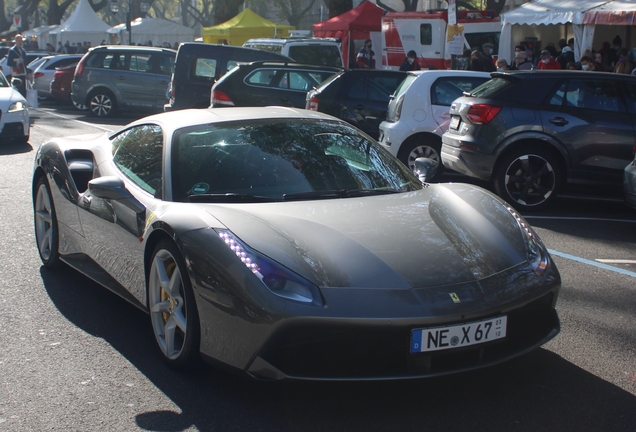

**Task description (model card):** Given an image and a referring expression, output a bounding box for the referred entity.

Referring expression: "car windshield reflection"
[171,118,421,202]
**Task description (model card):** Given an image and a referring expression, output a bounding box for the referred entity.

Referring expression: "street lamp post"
[110,0,150,45]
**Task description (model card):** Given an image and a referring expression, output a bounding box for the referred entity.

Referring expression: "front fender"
[494,130,570,170]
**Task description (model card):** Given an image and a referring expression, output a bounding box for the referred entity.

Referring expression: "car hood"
[203,183,528,289]
[0,86,26,107]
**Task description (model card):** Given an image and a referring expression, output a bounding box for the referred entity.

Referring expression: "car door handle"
[159,80,168,85]
[435,51,441,54]
[117,75,125,80]
[549,117,569,126]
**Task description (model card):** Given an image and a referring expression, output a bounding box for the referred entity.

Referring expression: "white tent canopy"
[107,17,195,46]
[499,0,611,63]
[48,0,110,47]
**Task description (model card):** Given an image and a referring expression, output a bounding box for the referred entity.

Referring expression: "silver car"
[31,54,83,98]
[71,45,175,118]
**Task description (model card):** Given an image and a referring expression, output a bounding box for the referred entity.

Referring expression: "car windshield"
[171,118,422,202]
[0,72,8,87]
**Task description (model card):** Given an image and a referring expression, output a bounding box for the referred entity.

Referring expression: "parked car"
[306,69,407,139]
[625,146,636,209]
[243,38,343,67]
[32,106,560,379]
[50,63,86,110]
[0,51,51,78]
[31,54,82,98]
[379,70,490,174]
[71,45,176,118]
[442,70,636,210]
[211,61,341,108]
[165,43,291,112]
[0,71,29,143]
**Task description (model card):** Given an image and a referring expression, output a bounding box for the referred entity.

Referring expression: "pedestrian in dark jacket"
[399,50,421,71]
[7,34,29,97]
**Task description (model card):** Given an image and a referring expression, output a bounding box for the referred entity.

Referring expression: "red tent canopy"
[313,1,385,68]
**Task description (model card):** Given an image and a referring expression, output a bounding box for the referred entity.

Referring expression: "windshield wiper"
[188,193,279,203]
[283,189,401,201]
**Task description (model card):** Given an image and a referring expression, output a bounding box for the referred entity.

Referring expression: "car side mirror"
[11,77,23,88]
[413,157,438,183]
[88,176,145,213]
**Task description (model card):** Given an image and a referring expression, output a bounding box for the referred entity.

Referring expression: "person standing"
[6,34,29,97]
[537,50,560,70]
[356,39,375,69]
[614,48,633,74]
[399,50,421,71]
[481,42,496,72]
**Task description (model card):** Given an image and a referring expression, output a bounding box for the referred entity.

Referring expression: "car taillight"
[467,104,502,125]
[632,143,636,158]
[211,89,234,107]
[34,72,44,79]
[308,95,319,111]
[393,94,405,122]
[74,57,87,78]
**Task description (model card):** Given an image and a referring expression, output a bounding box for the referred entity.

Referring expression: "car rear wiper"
[283,189,401,201]
[462,91,474,97]
[188,193,279,203]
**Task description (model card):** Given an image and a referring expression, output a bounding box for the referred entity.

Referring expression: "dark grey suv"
[442,71,636,210]
[72,46,176,118]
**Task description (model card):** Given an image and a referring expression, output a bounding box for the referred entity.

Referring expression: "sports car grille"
[257,292,559,379]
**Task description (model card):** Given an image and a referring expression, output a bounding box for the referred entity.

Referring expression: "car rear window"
[193,58,217,80]
[287,45,342,67]
[469,76,512,98]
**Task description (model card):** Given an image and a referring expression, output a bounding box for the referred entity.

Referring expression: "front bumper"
[1,109,29,140]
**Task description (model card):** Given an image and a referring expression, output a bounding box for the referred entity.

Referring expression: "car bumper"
[441,135,496,181]
[1,111,29,139]
[378,121,409,158]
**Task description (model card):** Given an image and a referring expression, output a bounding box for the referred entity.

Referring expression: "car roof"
[127,107,339,135]
[245,38,339,45]
[89,45,176,54]
[492,70,634,79]
[239,61,342,71]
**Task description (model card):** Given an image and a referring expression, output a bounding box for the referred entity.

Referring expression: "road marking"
[524,216,636,223]
[548,249,636,278]
[596,259,636,264]
[32,107,114,133]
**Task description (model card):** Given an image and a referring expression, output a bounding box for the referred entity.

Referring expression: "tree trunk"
[213,0,245,25]
[326,0,352,19]
[485,0,506,15]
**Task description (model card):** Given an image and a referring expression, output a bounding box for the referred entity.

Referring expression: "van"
[164,43,291,111]
[242,38,343,67]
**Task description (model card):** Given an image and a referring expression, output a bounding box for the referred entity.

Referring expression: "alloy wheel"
[34,182,54,261]
[90,94,113,117]
[503,154,556,207]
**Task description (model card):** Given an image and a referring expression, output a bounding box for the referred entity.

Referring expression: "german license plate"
[411,316,507,353]
[449,116,461,130]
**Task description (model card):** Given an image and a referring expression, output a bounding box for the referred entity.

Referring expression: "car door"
[78,124,164,303]
[149,52,174,107]
[339,73,405,139]
[540,77,636,186]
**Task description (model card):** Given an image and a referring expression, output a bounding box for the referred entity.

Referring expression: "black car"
[306,69,407,139]
[442,70,636,210]
[165,43,291,111]
[211,61,341,108]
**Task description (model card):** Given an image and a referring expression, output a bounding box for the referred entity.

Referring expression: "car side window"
[368,75,405,102]
[348,77,367,98]
[247,70,277,86]
[431,78,487,106]
[154,54,175,75]
[623,82,636,112]
[287,72,313,91]
[111,125,163,197]
[550,79,620,112]
[420,24,432,45]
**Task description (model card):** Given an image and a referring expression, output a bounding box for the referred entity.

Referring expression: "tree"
[275,0,316,28]
[213,0,245,25]
[326,0,352,18]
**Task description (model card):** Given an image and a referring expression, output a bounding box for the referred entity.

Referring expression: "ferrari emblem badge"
[449,293,461,303]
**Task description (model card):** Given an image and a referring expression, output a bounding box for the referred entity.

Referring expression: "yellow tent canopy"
[202,9,295,46]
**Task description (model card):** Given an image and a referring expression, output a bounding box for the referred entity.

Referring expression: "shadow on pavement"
[0,140,33,155]
[40,264,636,432]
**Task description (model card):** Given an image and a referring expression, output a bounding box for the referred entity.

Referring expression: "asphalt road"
[0,102,634,431]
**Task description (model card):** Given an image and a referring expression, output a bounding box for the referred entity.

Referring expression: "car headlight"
[506,206,549,276]
[8,101,26,112]
[216,229,323,306]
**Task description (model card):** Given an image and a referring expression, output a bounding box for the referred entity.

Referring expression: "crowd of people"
[464,35,636,75]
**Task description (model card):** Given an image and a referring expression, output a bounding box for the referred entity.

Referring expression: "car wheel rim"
[73,101,87,110]
[34,183,53,261]
[90,94,111,117]
[504,154,556,207]
[149,249,187,360]
[407,145,440,172]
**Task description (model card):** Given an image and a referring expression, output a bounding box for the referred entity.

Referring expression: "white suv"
[378,70,490,174]
[243,38,343,67]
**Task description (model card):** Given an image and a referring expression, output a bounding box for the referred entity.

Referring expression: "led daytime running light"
[217,230,261,274]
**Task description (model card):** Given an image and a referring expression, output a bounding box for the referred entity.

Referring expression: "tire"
[148,240,200,368]
[72,100,87,111]
[398,135,443,180]
[33,176,60,268]
[494,147,561,211]
[88,89,117,118]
